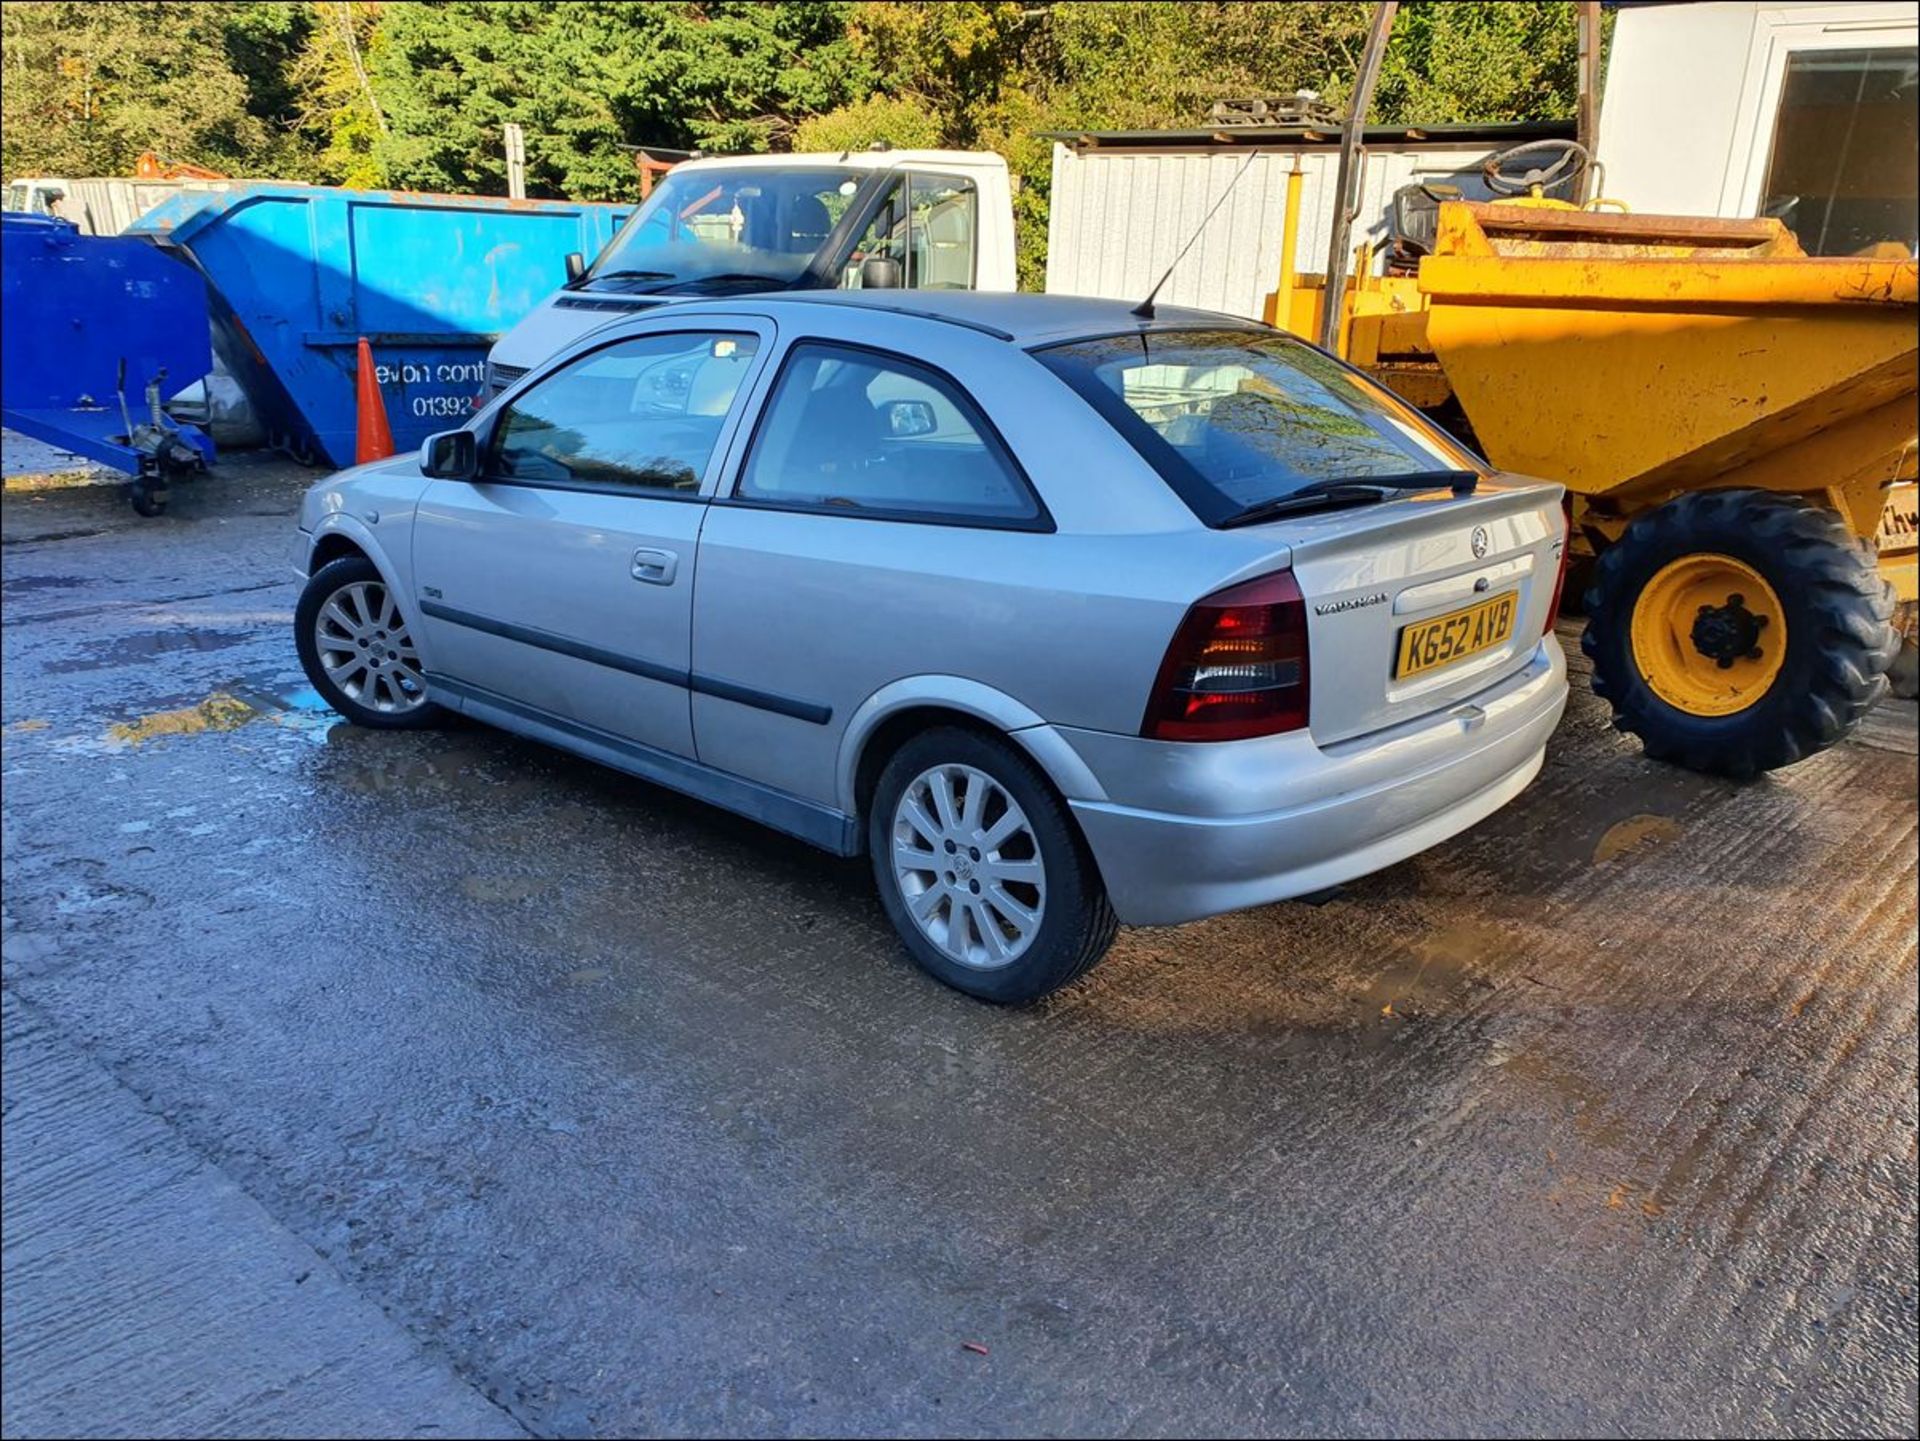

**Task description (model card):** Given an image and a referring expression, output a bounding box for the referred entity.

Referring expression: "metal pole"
[1575,1,1603,203]
[1318,0,1397,355]
[504,123,526,200]
[1272,161,1305,332]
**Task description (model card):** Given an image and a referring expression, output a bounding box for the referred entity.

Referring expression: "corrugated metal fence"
[1044,143,1506,318]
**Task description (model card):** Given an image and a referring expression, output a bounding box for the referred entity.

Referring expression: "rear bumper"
[1055,639,1566,926]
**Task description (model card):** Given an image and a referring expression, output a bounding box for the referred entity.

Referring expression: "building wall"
[1042,144,1507,318]
[1597,1,1918,218]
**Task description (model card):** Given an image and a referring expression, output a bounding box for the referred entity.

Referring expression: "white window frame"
[1722,3,1919,220]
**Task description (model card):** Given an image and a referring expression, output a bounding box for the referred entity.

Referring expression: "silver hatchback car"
[293,292,1569,1001]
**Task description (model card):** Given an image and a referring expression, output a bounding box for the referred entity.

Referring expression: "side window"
[839,173,978,289]
[735,343,1040,524]
[908,174,977,289]
[486,331,760,492]
[841,181,906,288]
[1758,47,1917,256]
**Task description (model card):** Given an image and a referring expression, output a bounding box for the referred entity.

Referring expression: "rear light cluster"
[1143,571,1311,741]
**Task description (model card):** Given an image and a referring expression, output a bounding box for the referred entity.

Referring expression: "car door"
[412,323,770,757]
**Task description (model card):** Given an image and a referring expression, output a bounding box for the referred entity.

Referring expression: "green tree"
[793,94,941,152]
[368,2,873,199]
[289,2,389,187]
[1372,2,1594,124]
[1,1,309,180]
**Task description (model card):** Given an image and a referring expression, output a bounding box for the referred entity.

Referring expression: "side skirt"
[428,673,860,857]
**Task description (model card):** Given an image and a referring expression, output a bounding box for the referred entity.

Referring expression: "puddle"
[1593,813,1683,864]
[44,629,253,674]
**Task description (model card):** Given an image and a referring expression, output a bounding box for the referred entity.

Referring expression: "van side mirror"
[420,429,477,480]
[881,399,936,437]
[860,255,903,290]
[564,251,586,282]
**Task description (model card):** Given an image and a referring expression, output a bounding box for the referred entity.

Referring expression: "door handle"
[630,547,679,585]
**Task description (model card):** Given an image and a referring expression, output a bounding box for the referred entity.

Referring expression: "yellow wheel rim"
[1629,553,1787,717]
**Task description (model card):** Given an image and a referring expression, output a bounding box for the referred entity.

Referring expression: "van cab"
[484,150,1016,397]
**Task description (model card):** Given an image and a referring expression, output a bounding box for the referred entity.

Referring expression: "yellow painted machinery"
[1271,181,1917,776]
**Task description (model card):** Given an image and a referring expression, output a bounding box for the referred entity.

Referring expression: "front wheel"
[1581,489,1896,777]
[869,727,1117,1004]
[294,555,445,729]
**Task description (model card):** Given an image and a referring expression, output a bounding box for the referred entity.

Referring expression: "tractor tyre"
[1581,489,1896,777]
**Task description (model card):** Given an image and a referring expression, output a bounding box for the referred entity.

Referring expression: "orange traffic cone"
[354,337,395,463]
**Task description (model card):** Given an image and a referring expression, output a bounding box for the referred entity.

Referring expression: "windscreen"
[585,166,863,290]
[1036,329,1477,522]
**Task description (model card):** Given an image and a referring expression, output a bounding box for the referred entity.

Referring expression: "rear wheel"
[869,727,1117,1004]
[1581,489,1896,776]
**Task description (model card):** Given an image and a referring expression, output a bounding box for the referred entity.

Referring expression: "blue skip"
[129,185,629,469]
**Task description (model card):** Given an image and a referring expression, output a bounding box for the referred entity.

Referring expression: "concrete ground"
[2,454,1916,1439]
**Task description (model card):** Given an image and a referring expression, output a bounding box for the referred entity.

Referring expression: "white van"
[484,149,1018,398]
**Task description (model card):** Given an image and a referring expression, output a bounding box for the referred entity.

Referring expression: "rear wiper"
[1217,470,1481,529]
[1220,484,1394,528]
[1354,468,1481,495]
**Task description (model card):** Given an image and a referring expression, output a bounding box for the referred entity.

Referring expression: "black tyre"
[294,555,446,729]
[869,726,1118,1003]
[130,483,167,517]
[1581,489,1896,777]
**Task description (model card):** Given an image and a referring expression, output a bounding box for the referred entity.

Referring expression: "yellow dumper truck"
[1273,180,1916,777]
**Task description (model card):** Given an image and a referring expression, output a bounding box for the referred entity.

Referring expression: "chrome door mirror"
[420,429,477,480]
[564,251,586,282]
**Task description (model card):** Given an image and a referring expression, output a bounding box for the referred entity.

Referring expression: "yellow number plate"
[1396,591,1519,678]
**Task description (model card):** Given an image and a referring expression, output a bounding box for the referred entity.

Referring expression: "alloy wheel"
[890,762,1047,970]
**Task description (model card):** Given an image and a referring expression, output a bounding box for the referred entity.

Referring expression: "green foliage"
[288,2,388,187]
[1373,2,1595,125]
[793,95,942,153]
[368,2,874,198]
[2,0,1599,284]
[0,1,310,180]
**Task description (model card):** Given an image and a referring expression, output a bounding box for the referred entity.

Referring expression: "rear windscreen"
[1034,329,1478,523]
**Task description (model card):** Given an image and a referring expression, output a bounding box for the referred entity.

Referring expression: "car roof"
[670,290,1265,347]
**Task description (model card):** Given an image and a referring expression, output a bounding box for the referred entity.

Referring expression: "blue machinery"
[1,213,215,515]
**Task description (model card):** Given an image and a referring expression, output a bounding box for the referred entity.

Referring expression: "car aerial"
[293,291,1570,1003]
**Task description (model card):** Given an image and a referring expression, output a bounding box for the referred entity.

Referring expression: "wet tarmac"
[3,459,1916,1437]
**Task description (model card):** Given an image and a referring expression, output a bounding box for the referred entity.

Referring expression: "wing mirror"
[564,251,586,282]
[882,399,936,438]
[860,255,903,290]
[420,428,477,480]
